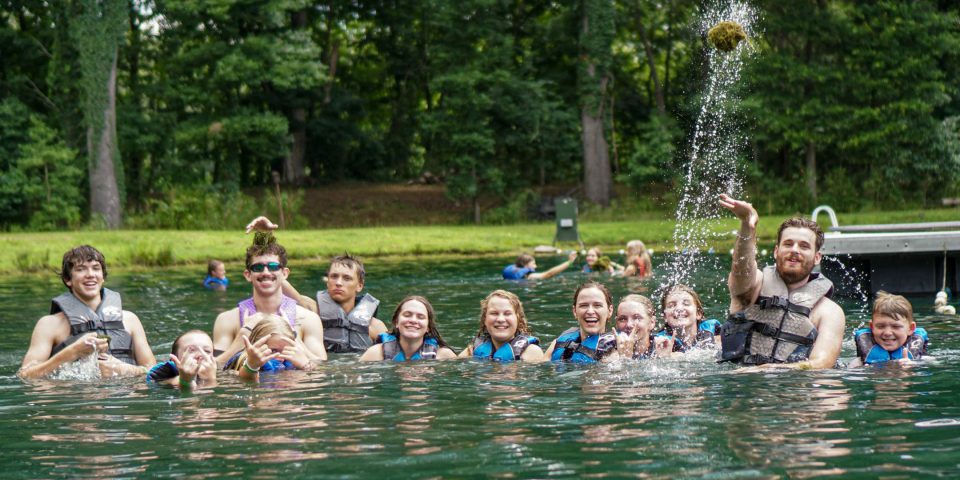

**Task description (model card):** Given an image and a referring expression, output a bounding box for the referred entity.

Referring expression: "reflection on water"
[2,257,960,477]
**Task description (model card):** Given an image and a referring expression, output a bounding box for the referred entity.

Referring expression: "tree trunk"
[805,140,817,202]
[88,50,122,228]
[636,14,666,115]
[579,0,614,207]
[284,9,309,185]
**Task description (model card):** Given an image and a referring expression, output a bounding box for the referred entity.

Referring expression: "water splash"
[661,1,759,293]
[50,352,101,381]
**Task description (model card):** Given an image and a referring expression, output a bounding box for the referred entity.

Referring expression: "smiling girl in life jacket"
[849,291,928,367]
[459,290,545,362]
[655,285,721,354]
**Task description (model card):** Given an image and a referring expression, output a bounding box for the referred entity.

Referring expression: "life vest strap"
[750,322,815,346]
[69,319,126,336]
[757,296,811,316]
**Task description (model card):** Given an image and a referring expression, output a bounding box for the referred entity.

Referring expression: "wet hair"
[660,284,705,319]
[777,216,825,252]
[390,295,449,348]
[476,290,530,338]
[171,329,212,356]
[619,294,656,320]
[231,313,297,371]
[625,240,648,257]
[515,253,534,268]
[572,281,612,308]
[329,253,366,283]
[245,242,288,269]
[60,245,107,287]
[872,291,914,324]
[207,259,223,276]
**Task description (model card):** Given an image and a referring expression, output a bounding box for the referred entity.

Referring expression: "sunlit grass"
[1,208,956,274]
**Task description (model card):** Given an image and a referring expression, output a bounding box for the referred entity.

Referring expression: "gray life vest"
[720,266,833,365]
[49,288,136,364]
[317,291,380,353]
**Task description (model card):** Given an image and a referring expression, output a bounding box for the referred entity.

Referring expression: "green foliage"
[126,243,176,267]
[19,118,85,230]
[483,190,541,225]
[125,186,261,230]
[617,115,680,189]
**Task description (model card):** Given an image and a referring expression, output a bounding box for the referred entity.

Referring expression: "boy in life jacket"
[19,245,157,379]
[503,251,578,280]
[848,291,928,367]
[203,260,229,291]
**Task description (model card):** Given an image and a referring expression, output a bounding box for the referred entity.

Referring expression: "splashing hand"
[718,194,758,230]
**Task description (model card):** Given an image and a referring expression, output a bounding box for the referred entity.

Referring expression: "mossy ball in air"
[708,21,747,52]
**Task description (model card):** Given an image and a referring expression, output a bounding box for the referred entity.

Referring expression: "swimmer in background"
[360,296,457,361]
[458,290,545,362]
[582,247,624,274]
[656,285,721,354]
[614,294,672,359]
[226,313,317,381]
[19,245,156,379]
[849,291,928,367]
[502,251,578,280]
[146,330,218,390]
[203,260,229,291]
[622,240,653,279]
[543,281,621,363]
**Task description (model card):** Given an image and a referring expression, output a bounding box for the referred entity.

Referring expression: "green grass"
[2,208,957,274]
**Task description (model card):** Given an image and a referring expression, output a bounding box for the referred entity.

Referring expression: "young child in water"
[146,330,218,389]
[203,260,229,290]
[656,285,721,353]
[850,291,928,367]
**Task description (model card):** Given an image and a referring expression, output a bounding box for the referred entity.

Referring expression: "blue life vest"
[550,327,616,363]
[203,275,229,289]
[471,333,539,362]
[378,333,440,361]
[656,319,721,352]
[223,352,295,372]
[855,327,928,365]
[503,264,534,280]
[146,360,179,383]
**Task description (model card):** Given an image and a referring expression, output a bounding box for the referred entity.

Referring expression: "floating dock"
[814,209,960,296]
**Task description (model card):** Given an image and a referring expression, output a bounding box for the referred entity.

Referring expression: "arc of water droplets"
[660,1,759,297]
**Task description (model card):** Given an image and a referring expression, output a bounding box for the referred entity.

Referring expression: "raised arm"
[528,252,578,280]
[282,279,319,314]
[719,194,763,311]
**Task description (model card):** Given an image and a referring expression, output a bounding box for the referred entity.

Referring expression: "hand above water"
[245,216,278,234]
[242,335,281,370]
[65,333,108,362]
[277,337,312,370]
[97,355,141,378]
[718,193,758,231]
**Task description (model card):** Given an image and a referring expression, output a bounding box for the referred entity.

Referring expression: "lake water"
[2,255,960,478]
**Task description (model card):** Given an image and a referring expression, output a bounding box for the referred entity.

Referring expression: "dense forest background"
[1,0,959,230]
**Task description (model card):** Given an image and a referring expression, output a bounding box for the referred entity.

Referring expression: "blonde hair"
[619,294,656,320]
[625,240,648,257]
[476,290,531,337]
[872,291,914,324]
[232,313,296,371]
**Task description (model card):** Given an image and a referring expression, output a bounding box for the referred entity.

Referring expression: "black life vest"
[317,291,380,353]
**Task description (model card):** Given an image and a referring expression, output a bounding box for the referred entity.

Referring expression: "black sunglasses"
[248,262,282,273]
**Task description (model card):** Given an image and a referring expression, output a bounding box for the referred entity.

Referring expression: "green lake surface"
[2,255,959,478]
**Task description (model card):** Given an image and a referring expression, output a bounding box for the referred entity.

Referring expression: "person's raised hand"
[66,333,108,362]
[242,335,280,370]
[566,251,578,263]
[718,194,758,231]
[616,325,641,359]
[277,337,312,369]
[245,216,278,234]
[196,350,218,381]
[653,332,675,358]
[172,353,200,383]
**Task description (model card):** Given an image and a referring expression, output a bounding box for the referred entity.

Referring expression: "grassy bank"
[3,208,957,274]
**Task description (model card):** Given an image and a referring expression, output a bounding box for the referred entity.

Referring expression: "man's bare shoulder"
[215,308,240,321]
[296,305,321,323]
[121,310,142,325]
[35,312,70,332]
[812,297,846,328]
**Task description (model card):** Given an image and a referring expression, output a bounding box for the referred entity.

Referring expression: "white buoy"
[934,291,956,315]
[761,249,768,256]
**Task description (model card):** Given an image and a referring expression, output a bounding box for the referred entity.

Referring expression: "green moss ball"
[708,21,747,52]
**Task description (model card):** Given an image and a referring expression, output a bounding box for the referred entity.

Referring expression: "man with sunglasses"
[243,216,387,354]
[19,245,157,379]
[212,240,327,366]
